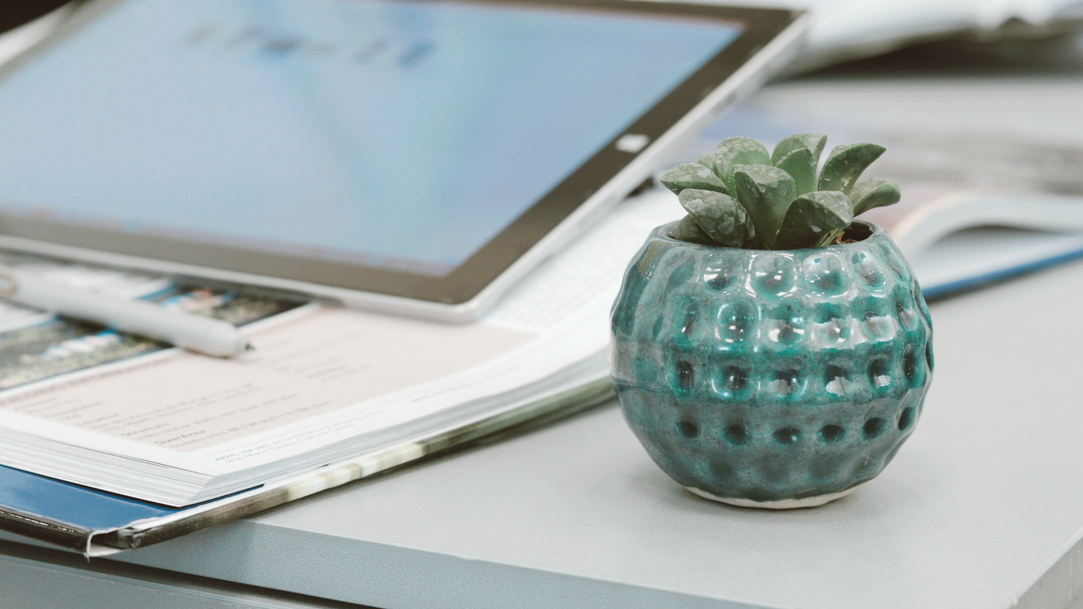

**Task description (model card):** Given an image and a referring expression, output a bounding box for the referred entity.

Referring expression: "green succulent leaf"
[774,147,817,196]
[659,163,728,195]
[696,152,720,175]
[774,191,854,249]
[661,134,896,251]
[670,214,713,245]
[733,164,797,249]
[771,133,827,165]
[818,143,886,193]
[849,178,901,215]
[677,189,755,247]
[714,137,771,194]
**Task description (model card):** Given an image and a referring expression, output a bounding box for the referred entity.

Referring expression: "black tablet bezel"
[0,0,800,305]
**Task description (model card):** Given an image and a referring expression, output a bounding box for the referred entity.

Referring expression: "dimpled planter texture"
[610,221,932,508]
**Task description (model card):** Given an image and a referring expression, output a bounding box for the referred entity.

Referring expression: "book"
[0,378,614,556]
[0,191,683,554]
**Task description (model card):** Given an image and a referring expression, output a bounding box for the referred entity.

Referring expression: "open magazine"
[854,134,1083,297]
[0,190,680,543]
[685,106,1083,299]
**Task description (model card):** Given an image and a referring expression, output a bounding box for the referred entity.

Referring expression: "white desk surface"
[3,63,1083,609]
[32,252,1063,609]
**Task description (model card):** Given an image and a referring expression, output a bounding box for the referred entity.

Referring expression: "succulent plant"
[660,134,900,250]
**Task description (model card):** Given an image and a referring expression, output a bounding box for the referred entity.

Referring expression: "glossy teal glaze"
[610,221,932,506]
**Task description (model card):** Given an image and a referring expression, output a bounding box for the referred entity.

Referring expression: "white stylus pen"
[0,265,252,358]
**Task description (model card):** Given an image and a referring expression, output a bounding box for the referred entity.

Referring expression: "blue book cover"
[0,463,178,552]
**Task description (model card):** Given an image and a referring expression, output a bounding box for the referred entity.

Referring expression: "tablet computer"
[0,0,806,321]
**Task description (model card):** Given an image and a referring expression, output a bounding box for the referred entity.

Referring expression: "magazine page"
[0,306,534,459]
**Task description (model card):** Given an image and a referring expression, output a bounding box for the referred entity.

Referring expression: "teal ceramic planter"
[610,221,932,508]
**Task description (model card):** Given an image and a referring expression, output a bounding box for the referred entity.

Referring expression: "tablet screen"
[0,0,741,277]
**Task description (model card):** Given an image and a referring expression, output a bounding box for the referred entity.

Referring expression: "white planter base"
[686,484,862,509]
